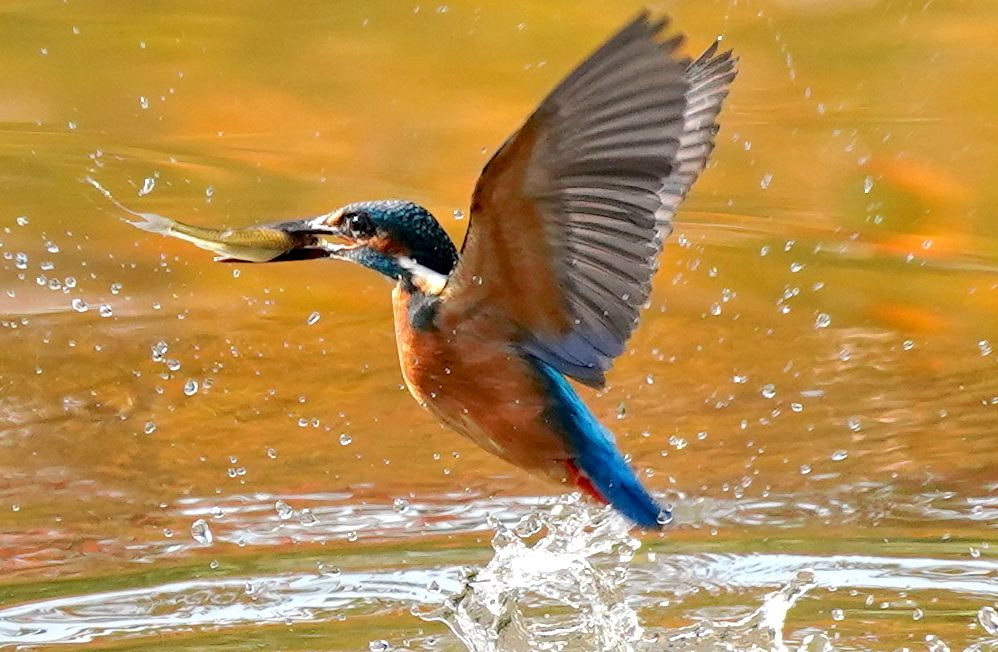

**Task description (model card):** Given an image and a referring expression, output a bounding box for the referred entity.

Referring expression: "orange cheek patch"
[367,234,409,257]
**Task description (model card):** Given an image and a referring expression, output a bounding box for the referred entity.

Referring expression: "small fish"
[130,212,313,263]
[85,176,332,262]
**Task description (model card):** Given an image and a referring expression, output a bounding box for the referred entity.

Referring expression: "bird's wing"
[437,13,736,387]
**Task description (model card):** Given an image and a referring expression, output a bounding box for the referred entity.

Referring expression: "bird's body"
[127,13,736,528]
[393,285,559,472]
[392,283,665,525]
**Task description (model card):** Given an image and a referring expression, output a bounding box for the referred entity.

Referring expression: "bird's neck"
[394,279,442,332]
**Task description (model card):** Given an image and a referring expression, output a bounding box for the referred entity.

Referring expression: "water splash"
[417,496,823,652]
[655,571,818,652]
[417,497,644,651]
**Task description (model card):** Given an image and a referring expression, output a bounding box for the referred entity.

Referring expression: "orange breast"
[391,284,571,480]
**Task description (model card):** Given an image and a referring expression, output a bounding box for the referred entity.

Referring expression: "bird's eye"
[341,211,376,238]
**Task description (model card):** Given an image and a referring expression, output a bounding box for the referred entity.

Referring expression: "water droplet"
[346,530,358,542]
[144,421,156,435]
[709,302,722,316]
[98,303,113,318]
[139,95,149,110]
[393,497,410,513]
[761,384,777,399]
[800,464,812,475]
[45,241,60,254]
[799,632,833,652]
[815,313,831,329]
[306,311,321,325]
[339,433,352,446]
[831,449,848,461]
[732,374,748,384]
[274,500,294,520]
[71,298,88,313]
[969,546,981,558]
[299,508,318,526]
[266,447,277,459]
[15,252,28,269]
[902,339,915,351]
[847,416,861,432]
[978,339,992,357]
[513,512,543,537]
[831,608,844,621]
[166,359,181,371]
[863,176,874,194]
[204,185,214,199]
[138,177,155,196]
[15,215,29,226]
[67,121,77,130]
[368,639,391,652]
[656,510,673,526]
[190,518,213,545]
[925,634,950,652]
[979,605,998,635]
[789,262,804,273]
[760,173,773,189]
[183,379,199,396]
[452,209,464,220]
[912,607,923,621]
[151,340,168,360]
[110,282,123,295]
[11,503,20,512]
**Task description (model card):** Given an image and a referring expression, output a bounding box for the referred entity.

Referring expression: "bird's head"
[271,200,459,292]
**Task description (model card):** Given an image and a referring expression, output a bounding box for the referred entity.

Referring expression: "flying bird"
[129,13,736,528]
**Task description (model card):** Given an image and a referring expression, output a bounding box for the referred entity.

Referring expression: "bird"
[127,12,736,528]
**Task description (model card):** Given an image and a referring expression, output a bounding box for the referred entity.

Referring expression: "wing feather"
[439,13,736,387]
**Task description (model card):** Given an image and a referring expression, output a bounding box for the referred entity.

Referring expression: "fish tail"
[83,175,179,236]
[129,212,176,235]
[530,358,670,529]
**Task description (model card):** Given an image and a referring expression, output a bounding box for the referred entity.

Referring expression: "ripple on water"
[0,498,995,650]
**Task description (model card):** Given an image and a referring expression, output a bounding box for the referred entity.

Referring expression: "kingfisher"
[128,13,736,528]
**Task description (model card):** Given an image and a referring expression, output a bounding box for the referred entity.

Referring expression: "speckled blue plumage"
[341,200,458,276]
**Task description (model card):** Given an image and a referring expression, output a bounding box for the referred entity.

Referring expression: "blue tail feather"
[529,357,669,529]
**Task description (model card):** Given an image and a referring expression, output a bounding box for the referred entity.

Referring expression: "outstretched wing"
[437,13,736,387]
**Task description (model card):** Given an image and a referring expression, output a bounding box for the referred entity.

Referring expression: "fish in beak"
[87,175,351,263]
[128,211,351,263]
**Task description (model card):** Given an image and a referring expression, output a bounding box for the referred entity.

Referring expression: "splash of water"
[415,496,645,651]
[416,495,821,652]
